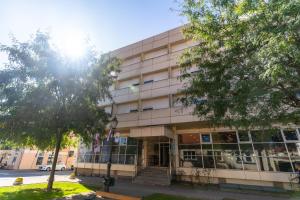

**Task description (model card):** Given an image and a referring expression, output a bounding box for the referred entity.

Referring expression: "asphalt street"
[0,169,74,187]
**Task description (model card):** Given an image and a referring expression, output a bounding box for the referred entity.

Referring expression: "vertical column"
[173,126,179,171]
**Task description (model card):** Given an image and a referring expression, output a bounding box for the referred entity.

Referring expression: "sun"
[55,30,87,59]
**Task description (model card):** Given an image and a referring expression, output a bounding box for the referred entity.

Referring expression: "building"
[75,26,300,190]
[0,148,76,170]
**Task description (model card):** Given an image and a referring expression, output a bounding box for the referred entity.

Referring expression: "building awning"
[130,126,173,138]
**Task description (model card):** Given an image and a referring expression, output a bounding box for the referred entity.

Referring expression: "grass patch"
[0,182,97,200]
[144,193,202,200]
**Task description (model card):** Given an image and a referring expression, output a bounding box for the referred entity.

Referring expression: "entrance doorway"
[146,137,170,167]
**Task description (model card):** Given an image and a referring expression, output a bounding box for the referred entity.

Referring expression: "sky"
[0,0,185,56]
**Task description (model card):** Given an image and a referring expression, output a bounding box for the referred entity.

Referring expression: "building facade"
[75,26,300,190]
[0,148,76,170]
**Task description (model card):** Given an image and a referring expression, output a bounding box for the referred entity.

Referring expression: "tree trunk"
[47,129,63,192]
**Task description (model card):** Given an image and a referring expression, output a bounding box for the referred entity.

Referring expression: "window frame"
[182,150,197,161]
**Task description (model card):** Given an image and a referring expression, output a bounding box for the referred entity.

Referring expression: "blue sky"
[0,0,185,54]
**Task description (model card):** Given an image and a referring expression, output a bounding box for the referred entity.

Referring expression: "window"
[179,134,200,144]
[132,83,140,86]
[212,132,237,143]
[183,151,196,161]
[118,137,127,145]
[36,153,44,165]
[282,129,299,141]
[251,129,283,142]
[68,151,74,157]
[238,131,251,143]
[143,107,153,111]
[130,109,138,113]
[201,134,212,143]
[144,80,153,84]
[47,153,54,165]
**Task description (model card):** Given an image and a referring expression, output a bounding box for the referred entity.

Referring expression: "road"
[0,169,75,187]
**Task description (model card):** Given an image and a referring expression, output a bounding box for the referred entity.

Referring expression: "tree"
[179,0,300,128]
[0,32,120,191]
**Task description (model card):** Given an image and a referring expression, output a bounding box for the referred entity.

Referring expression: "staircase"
[133,167,171,186]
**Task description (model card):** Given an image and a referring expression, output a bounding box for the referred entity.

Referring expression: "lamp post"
[104,103,118,192]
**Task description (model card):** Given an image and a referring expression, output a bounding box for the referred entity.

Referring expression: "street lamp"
[104,103,118,192]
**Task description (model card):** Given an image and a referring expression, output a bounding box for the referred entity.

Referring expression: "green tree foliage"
[179,0,300,127]
[0,32,120,191]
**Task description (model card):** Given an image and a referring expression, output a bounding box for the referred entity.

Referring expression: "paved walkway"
[77,176,297,200]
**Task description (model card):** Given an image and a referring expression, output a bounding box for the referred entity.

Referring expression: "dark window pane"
[119,146,126,154]
[179,134,200,144]
[126,146,137,154]
[178,144,201,150]
[212,132,237,143]
[203,156,215,168]
[251,129,283,142]
[127,137,137,145]
[238,131,251,142]
[202,144,212,150]
[125,155,135,164]
[283,129,299,141]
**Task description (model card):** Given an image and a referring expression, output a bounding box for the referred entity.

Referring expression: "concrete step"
[133,167,170,186]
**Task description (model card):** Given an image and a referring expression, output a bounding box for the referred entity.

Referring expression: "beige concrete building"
[0,148,76,170]
[75,26,300,190]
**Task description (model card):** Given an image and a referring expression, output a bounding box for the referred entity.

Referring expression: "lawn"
[0,182,97,200]
[144,193,202,200]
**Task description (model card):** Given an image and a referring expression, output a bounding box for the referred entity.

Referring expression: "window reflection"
[251,129,283,142]
[212,132,237,143]
[178,128,300,173]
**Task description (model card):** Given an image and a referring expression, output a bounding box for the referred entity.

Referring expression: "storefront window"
[178,128,300,173]
[79,137,138,165]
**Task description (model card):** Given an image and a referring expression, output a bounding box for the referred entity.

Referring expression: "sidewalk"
[77,176,297,200]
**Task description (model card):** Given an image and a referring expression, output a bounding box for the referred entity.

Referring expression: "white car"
[39,164,66,171]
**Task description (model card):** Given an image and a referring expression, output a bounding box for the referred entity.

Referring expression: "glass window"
[212,132,237,143]
[201,134,211,143]
[203,156,215,168]
[282,129,299,141]
[126,146,137,155]
[253,143,288,157]
[179,134,200,144]
[127,137,137,145]
[286,143,300,157]
[256,156,293,172]
[119,137,127,145]
[238,131,251,142]
[214,154,243,170]
[251,129,283,142]
[183,151,196,161]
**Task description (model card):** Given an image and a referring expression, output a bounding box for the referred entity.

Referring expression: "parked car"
[38,164,66,171]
